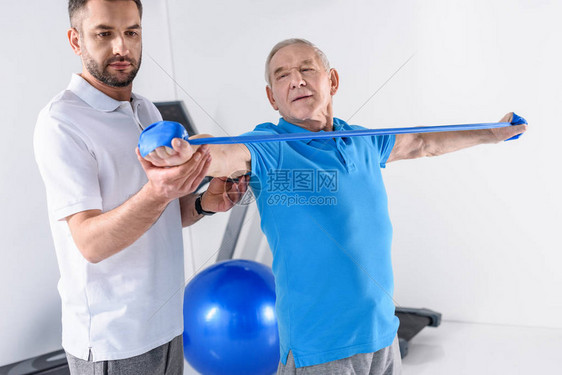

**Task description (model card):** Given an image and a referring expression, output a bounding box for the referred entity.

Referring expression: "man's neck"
[286,117,334,132]
[79,72,133,102]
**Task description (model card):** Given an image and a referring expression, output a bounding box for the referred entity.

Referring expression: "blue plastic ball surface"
[183,259,279,375]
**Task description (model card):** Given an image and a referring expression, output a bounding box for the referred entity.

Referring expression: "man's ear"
[266,85,279,111]
[329,68,339,96]
[68,28,82,56]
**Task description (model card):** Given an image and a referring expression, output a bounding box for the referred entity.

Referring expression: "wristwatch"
[195,192,216,216]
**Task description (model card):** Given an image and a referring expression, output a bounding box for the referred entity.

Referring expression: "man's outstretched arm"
[387,112,527,163]
[144,135,252,177]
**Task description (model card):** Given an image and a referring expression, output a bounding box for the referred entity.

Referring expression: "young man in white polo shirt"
[33,1,243,374]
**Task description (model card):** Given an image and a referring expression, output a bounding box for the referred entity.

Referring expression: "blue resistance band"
[138,113,527,157]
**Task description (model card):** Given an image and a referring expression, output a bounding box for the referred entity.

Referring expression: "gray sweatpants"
[278,336,402,375]
[65,335,183,375]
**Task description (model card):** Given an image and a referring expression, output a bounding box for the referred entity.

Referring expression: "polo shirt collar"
[68,73,123,112]
[277,117,346,144]
[277,118,313,134]
[332,118,347,131]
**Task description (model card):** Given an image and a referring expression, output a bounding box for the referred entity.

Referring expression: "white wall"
[0,1,75,365]
[1,0,561,369]
[388,0,562,328]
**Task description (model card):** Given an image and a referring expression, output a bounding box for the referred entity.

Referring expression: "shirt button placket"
[335,139,348,172]
[337,139,356,172]
[132,102,144,131]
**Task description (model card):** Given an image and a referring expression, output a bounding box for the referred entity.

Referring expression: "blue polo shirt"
[243,117,398,368]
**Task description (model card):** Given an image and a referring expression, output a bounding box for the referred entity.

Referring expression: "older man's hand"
[143,138,205,167]
[201,175,251,213]
[491,112,528,143]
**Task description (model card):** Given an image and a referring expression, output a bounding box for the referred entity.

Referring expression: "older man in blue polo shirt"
[144,38,527,374]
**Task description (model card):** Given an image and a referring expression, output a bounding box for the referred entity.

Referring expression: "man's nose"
[290,71,305,89]
[112,35,129,56]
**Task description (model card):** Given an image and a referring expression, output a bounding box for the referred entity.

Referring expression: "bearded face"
[82,46,142,88]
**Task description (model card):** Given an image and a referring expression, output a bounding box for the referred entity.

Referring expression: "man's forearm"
[420,113,527,158]
[180,193,204,227]
[206,143,252,177]
[420,129,499,157]
[389,121,526,162]
[67,183,171,263]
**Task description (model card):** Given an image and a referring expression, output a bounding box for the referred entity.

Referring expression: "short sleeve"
[34,106,102,220]
[348,124,395,168]
[373,134,395,168]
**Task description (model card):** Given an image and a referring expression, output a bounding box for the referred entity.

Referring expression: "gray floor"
[184,321,562,374]
[401,321,562,374]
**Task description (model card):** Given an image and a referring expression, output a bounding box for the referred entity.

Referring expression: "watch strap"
[195,193,216,216]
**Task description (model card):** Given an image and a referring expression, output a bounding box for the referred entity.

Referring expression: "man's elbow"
[422,144,443,158]
[77,244,105,264]
[84,255,103,264]
[419,134,443,158]
[398,134,439,160]
[66,211,108,264]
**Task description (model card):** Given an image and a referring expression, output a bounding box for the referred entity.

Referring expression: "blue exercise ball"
[183,259,279,375]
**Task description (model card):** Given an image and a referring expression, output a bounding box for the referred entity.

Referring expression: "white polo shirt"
[34,74,185,361]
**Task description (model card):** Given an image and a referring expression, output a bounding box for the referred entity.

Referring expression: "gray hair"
[265,38,330,86]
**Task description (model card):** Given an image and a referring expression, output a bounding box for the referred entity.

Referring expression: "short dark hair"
[68,0,143,28]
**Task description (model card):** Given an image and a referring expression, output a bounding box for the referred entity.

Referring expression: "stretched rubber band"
[138,114,526,157]
[189,122,511,145]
